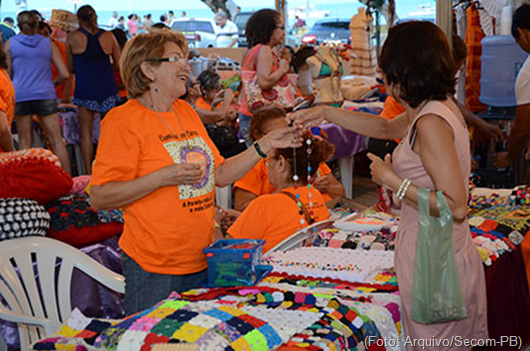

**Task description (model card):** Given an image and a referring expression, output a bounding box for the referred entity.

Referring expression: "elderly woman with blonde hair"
[90,29,300,314]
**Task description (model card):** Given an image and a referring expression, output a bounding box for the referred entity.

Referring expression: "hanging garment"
[465,4,488,112]
[349,7,377,76]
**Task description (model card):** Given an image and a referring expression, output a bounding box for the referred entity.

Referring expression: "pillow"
[0,148,73,204]
[70,175,91,195]
[0,198,50,241]
[45,194,123,247]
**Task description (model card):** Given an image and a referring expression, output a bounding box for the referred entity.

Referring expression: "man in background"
[214,11,238,48]
[493,4,530,172]
[107,11,119,29]
[181,11,187,18]
[0,17,15,42]
[168,11,175,26]
[3,17,14,28]
[143,14,154,30]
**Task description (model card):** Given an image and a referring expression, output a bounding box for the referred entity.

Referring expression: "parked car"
[233,11,253,47]
[302,18,351,45]
[171,18,218,48]
[234,11,300,48]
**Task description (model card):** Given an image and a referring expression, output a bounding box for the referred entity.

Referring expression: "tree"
[201,0,231,19]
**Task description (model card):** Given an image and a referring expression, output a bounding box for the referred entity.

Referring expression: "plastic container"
[203,239,272,287]
[480,35,529,107]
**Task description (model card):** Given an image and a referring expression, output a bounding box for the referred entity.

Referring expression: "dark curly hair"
[245,9,281,48]
[512,4,530,40]
[379,21,457,108]
[273,135,335,185]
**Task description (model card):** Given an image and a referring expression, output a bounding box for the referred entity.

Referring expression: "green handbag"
[411,189,467,324]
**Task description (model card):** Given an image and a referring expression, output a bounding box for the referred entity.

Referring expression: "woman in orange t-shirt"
[228,134,332,253]
[90,31,300,314]
[194,69,237,126]
[0,40,15,152]
[234,106,344,211]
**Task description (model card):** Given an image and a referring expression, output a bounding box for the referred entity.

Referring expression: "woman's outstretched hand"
[289,106,327,132]
[258,125,304,154]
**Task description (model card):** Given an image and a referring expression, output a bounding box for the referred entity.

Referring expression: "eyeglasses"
[146,55,187,65]
[276,25,285,30]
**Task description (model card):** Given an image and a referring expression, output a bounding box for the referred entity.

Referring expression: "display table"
[11,189,530,350]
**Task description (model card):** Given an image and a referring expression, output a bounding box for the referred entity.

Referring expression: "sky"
[0,0,434,18]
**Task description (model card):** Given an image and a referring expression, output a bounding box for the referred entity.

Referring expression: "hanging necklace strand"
[141,95,193,150]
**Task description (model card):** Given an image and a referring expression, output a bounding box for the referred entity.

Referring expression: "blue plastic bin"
[203,239,271,287]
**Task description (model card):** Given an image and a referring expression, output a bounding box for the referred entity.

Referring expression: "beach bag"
[241,45,298,112]
[411,189,467,324]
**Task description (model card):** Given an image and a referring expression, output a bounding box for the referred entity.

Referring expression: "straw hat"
[50,9,79,32]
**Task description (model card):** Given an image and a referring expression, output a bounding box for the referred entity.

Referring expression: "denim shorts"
[121,252,208,314]
[15,99,58,116]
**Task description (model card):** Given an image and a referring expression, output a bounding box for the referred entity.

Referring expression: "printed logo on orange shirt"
[162,136,215,200]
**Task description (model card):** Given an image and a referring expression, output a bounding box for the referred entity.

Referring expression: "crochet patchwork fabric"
[468,205,529,265]
[33,286,391,351]
[313,228,397,251]
[45,194,124,247]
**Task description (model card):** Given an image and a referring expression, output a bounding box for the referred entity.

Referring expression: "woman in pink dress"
[293,21,488,349]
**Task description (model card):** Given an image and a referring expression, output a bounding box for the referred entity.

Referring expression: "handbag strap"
[280,191,314,225]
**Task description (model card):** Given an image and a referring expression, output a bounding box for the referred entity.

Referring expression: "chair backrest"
[0,237,124,350]
[265,219,335,254]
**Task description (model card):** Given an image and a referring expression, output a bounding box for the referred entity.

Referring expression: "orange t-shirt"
[195,96,211,110]
[92,99,225,274]
[52,39,74,100]
[380,96,405,120]
[0,69,15,153]
[234,158,334,202]
[228,186,330,253]
[380,96,405,143]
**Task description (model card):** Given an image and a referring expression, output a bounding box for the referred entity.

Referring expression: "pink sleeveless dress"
[392,100,488,349]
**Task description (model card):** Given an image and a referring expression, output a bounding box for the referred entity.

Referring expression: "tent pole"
[436,0,453,48]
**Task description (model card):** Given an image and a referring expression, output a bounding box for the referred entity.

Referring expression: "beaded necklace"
[292,133,315,229]
[139,96,193,151]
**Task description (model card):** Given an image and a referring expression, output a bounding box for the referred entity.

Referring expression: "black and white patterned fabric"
[0,198,50,241]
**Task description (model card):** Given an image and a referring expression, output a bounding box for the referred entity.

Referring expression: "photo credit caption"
[365,336,523,349]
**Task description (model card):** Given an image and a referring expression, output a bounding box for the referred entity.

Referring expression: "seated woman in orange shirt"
[194,69,237,126]
[228,134,332,253]
[233,106,344,211]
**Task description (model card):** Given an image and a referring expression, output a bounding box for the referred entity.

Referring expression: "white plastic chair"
[265,219,335,254]
[0,237,125,351]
